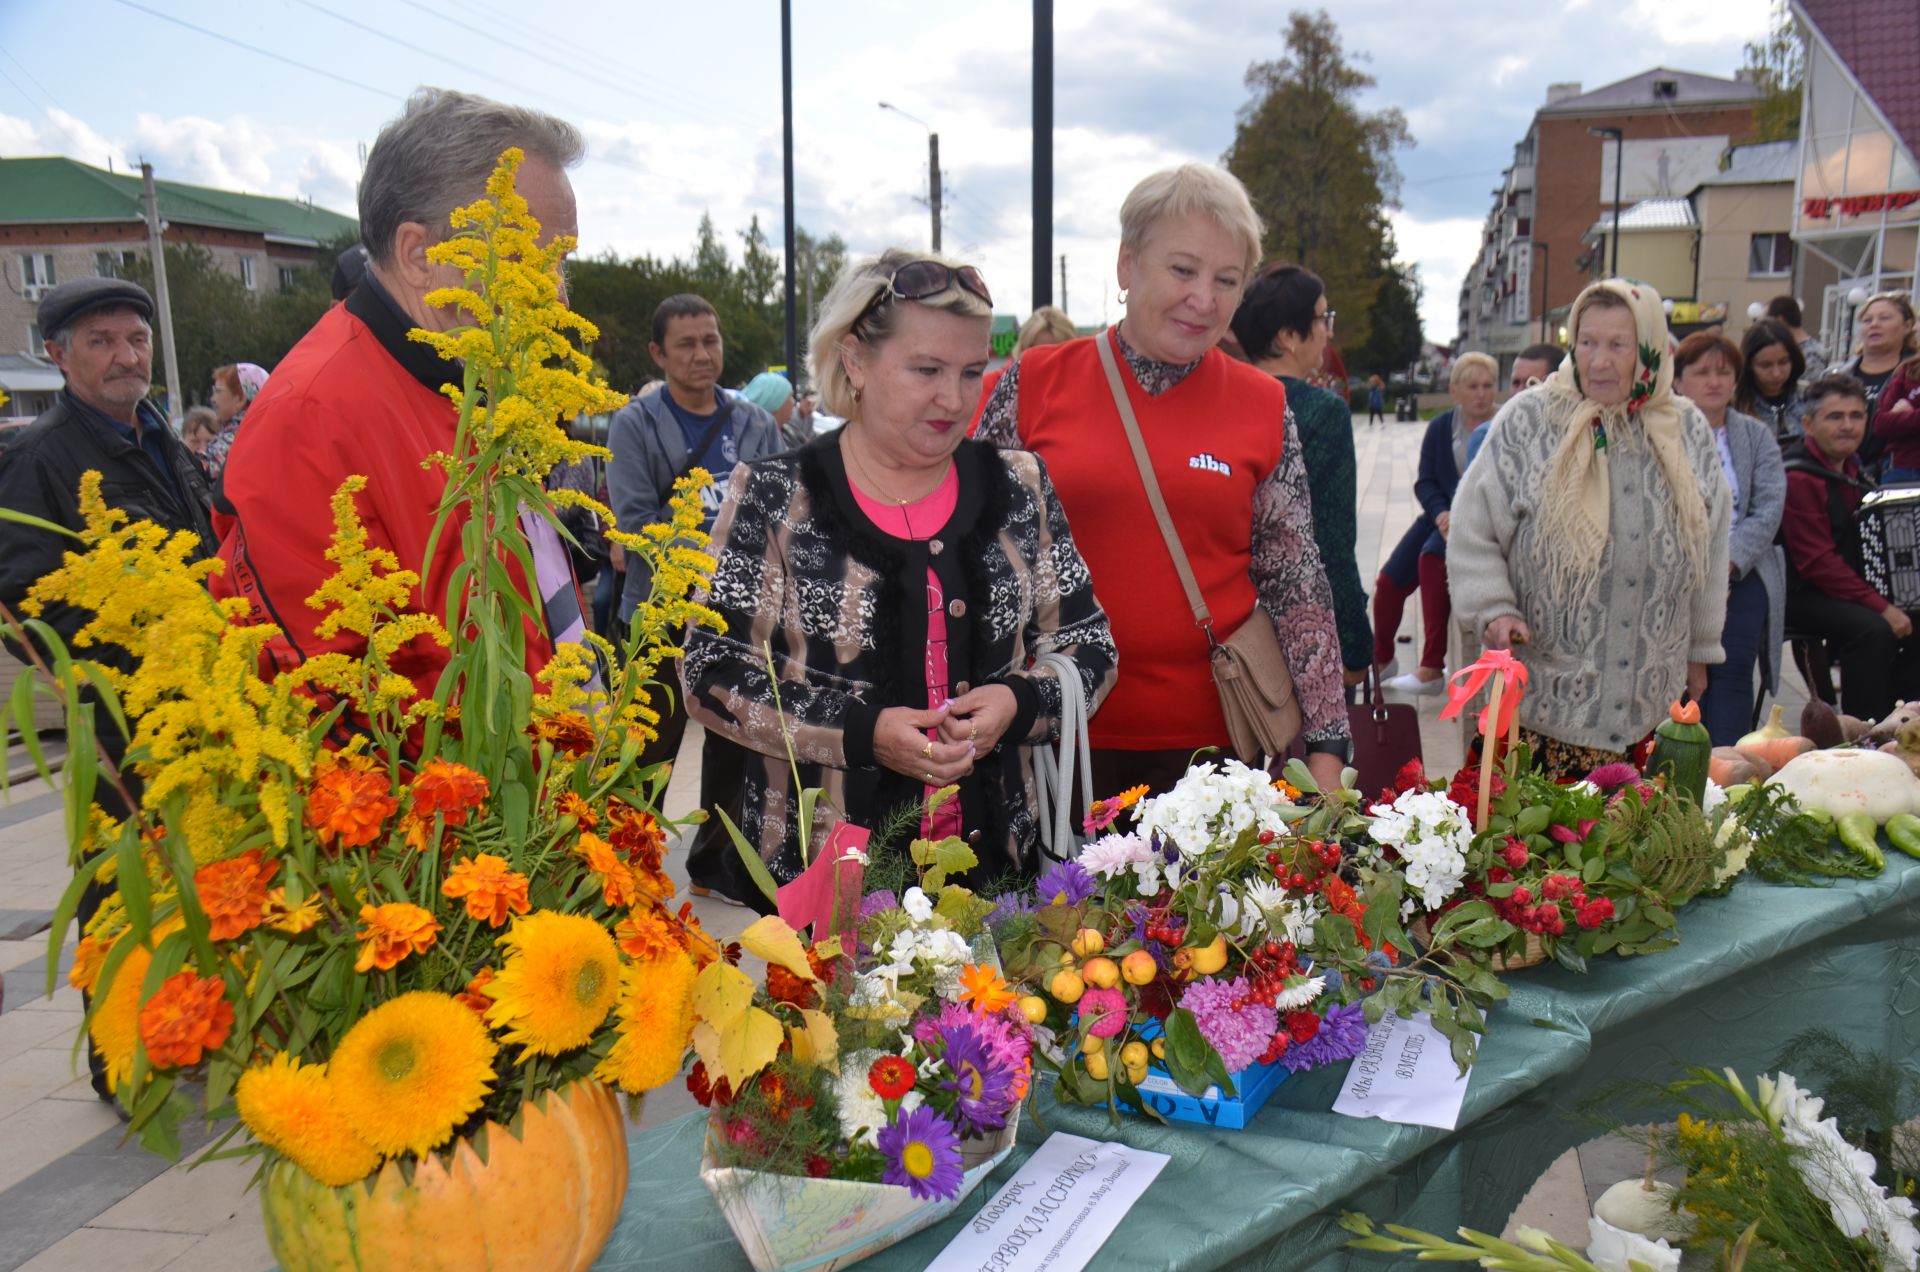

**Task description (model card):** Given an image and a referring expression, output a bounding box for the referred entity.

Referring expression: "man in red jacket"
[1781,372,1920,718]
[212,88,584,705]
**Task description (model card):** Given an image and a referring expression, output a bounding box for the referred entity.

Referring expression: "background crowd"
[4,87,1920,926]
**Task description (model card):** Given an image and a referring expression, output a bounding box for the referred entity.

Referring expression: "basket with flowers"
[995,757,1512,1127]
[686,829,1031,1272]
[1374,751,1731,976]
[0,151,720,1271]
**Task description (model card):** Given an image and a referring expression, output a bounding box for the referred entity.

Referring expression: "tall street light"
[879,102,940,252]
[780,0,796,382]
[1590,125,1624,279]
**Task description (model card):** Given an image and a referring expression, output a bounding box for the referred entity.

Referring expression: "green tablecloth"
[594,857,1920,1271]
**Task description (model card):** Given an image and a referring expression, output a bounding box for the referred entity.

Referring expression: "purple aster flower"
[939,1024,1016,1134]
[1035,860,1095,907]
[985,891,1032,927]
[1281,1002,1371,1074]
[859,889,900,919]
[876,1105,964,1200]
[1178,976,1278,1074]
[1586,762,1639,791]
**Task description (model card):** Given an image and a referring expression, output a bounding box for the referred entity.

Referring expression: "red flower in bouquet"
[1383,757,1426,803]
[765,962,819,1010]
[1500,836,1530,870]
[195,848,277,941]
[1548,819,1600,844]
[868,1055,917,1101]
[1285,1010,1321,1044]
[409,760,489,825]
[1540,874,1583,902]
[1447,764,1505,812]
[687,1059,733,1107]
[1575,897,1616,929]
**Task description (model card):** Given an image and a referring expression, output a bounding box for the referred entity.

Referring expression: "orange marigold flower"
[556,792,597,831]
[441,853,531,928]
[575,833,638,908]
[138,969,235,1068]
[409,760,490,826]
[956,963,1017,1015]
[614,905,681,960]
[306,754,399,850]
[68,935,109,993]
[194,847,279,941]
[454,967,496,1016]
[606,801,667,871]
[354,902,441,972]
[1273,777,1302,800]
[677,902,721,968]
[532,712,595,758]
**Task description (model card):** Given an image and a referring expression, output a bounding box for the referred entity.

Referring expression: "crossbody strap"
[675,398,734,487]
[1093,330,1214,637]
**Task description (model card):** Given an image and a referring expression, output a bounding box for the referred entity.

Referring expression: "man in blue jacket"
[607,293,781,905]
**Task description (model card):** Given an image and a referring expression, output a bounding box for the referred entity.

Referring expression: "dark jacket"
[1414,408,1466,556]
[608,385,783,619]
[0,391,214,664]
[681,435,1118,883]
[1780,436,1883,610]
[1279,375,1370,671]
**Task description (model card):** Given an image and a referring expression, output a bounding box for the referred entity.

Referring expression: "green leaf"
[1513,805,1552,836]
[1549,941,1588,974]
[715,808,780,905]
[1427,899,1494,947]
[1582,854,1607,884]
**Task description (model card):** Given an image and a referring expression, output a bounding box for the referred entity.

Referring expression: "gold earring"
[853,386,863,403]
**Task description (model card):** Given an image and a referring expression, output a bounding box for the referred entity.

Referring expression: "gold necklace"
[842,430,951,506]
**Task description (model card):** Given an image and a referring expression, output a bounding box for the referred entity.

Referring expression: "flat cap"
[37,277,154,339]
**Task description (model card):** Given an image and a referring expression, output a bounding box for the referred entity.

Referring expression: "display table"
[594,857,1920,1271]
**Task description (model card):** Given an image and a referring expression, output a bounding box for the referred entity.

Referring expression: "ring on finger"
[921,740,934,759]
[925,771,935,783]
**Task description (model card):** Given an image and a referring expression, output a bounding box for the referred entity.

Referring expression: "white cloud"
[1390,210,1487,341]
[0,107,122,169]
[131,112,276,193]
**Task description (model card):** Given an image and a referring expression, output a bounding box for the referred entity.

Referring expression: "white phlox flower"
[1132,759,1291,857]
[1366,788,1473,911]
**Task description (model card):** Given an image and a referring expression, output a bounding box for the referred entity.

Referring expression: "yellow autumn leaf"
[738,915,815,981]
[789,1009,839,1068]
[689,960,785,1089]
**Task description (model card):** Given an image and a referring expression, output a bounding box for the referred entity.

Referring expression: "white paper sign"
[923,1132,1170,1272]
[1331,1010,1472,1130]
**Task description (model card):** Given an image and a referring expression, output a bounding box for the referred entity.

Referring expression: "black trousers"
[1785,589,1920,721]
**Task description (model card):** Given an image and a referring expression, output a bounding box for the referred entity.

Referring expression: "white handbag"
[1031,651,1094,863]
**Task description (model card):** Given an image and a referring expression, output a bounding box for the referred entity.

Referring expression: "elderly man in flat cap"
[0,275,212,1104]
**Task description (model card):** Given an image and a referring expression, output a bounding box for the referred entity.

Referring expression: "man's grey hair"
[359,87,585,266]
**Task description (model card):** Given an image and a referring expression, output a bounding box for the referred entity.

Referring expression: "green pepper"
[1836,812,1886,873]
[1885,814,1920,860]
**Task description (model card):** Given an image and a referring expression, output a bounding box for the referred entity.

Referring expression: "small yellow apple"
[1070,927,1106,958]
[1048,968,1085,1005]
[1120,950,1158,985]
[1082,956,1121,989]
[1018,995,1049,1024]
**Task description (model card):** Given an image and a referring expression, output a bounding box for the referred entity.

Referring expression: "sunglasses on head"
[851,261,992,335]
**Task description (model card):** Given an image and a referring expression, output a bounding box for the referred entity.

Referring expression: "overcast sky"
[0,0,1774,345]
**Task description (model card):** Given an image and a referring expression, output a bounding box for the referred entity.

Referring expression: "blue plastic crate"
[1120,1055,1289,1128]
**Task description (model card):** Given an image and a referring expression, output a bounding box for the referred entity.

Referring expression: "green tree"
[1741,0,1803,143]
[1352,259,1423,378]
[1224,9,1413,362]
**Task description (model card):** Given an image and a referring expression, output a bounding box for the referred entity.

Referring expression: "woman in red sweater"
[974,164,1349,794]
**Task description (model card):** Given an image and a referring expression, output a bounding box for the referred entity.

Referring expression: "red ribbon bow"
[1439,649,1529,738]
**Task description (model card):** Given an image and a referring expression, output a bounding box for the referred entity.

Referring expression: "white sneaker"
[1374,658,1399,680]
[1383,671,1446,697]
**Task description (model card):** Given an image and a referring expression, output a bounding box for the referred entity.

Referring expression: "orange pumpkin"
[261,1078,628,1272]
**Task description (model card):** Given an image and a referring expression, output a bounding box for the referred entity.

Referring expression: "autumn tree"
[1224,9,1415,366]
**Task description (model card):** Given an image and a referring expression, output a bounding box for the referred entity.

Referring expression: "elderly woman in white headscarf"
[1447,280,1732,779]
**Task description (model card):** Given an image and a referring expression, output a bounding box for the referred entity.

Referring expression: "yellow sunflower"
[485,910,620,1060]
[328,992,497,1159]
[594,948,696,1094]
[235,1052,381,1186]
[87,938,151,1094]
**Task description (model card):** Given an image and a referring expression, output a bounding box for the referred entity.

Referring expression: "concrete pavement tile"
[0,940,48,974]
[0,1003,79,1064]
[0,1144,177,1271]
[156,1210,274,1272]
[1502,1145,1591,1250]
[0,912,51,941]
[0,1045,88,1121]
[0,889,65,913]
[12,1226,197,1272]
[0,1098,127,1194]
[91,1153,258,1235]
[18,986,81,1013]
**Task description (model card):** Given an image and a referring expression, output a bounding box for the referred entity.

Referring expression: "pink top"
[851,465,962,840]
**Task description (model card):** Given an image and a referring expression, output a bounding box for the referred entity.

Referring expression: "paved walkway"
[0,414,1810,1268]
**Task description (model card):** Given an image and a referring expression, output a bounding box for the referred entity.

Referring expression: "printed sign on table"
[1331,1010,1473,1130]
[924,1132,1169,1272]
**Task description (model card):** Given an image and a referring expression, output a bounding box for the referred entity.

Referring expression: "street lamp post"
[1590,126,1624,278]
[879,102,940,252]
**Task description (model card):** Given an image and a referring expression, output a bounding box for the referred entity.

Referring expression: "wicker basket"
[1409,917,1550,971]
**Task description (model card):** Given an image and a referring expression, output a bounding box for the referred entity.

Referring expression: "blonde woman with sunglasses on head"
[680,250,1117,893]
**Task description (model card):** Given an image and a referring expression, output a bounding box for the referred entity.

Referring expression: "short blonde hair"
[808,248,993,419]
[1119,164,1264,280]
[1015,305,1076,358]
[1449,351,1497,390]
